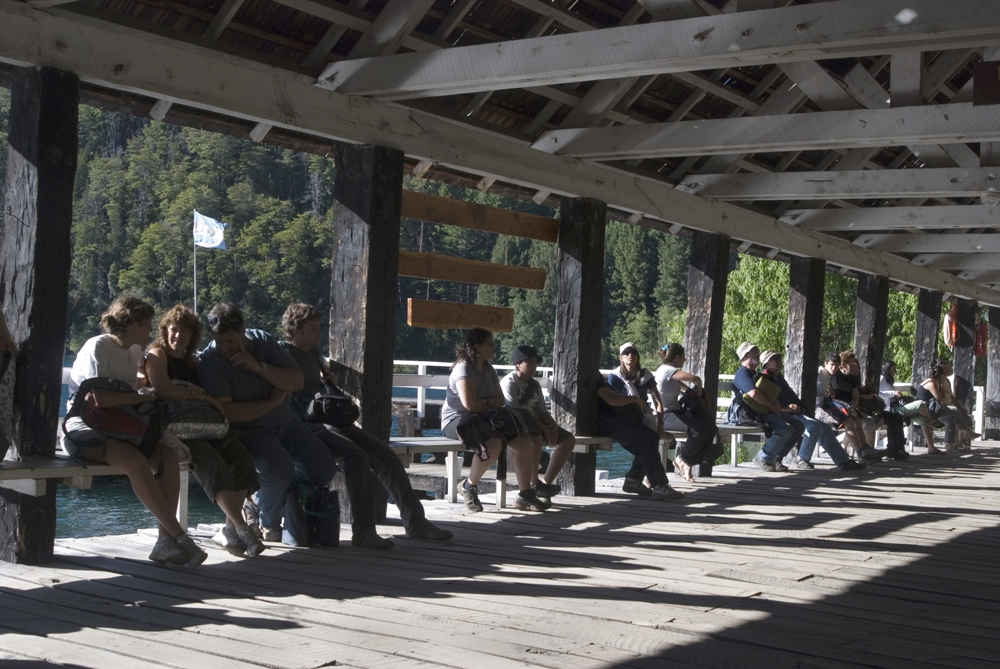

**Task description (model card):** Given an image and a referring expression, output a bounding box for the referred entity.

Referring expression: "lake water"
[54,371,633,538]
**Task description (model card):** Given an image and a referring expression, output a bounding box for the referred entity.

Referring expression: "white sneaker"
[212,525,246,557]
[149,536,187,565]
[174,533,208,566]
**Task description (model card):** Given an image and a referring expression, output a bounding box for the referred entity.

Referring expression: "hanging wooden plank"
[407,299,514,332]
[397,250,546,289]
[400,191,559,242]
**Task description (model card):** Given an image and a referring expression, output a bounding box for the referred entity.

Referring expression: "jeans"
[880,411,907,454]
[758,412,805,462]
[788,414,849,466]
[337,424,428,532]
[236,419,337,530]
[596,413,667,487]
[307,423,380,537]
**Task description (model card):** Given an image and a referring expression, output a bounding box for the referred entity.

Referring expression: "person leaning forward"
[278,302,452,542]
[197,302,393,550]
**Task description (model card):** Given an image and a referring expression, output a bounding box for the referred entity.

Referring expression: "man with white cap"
[731,342,803,472]
[760,350,866,472]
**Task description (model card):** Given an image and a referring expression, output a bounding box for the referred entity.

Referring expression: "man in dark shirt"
[279,303,452,542]
[198,302,394,549]
[760,351,865,472]
[730,342,803,472]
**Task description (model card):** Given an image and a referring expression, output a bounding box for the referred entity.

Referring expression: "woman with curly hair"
[63,296,207,566]
[145,304,264,557]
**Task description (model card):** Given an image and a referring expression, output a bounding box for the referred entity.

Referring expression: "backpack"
[282,483,341,548]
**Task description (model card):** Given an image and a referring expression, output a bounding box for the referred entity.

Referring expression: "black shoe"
[533,481,561,498]
[622,478,652,497]
[885,450,910,461]
[513,490,550,511]
[839,460,867,472]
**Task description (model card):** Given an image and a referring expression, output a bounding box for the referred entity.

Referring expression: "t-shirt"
[653,364,682,412]
[607,366,656,405]
[500,371,547,421]
[732,365,770,415]
[197,329,299,428]
[770,371,801,408]
[816,367,832,407]
[278,341,326,414]
[830,372,860,403]
[67,334,144,403]
[441,361,501,430]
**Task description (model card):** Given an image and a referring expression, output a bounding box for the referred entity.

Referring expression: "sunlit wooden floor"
[2,444,999,669]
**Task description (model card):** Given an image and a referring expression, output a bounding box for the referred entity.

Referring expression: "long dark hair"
[150,304,202,361]
[453,328,493,368]
[928,364,948,382]
[657,343,684,365]
[881,360,896,386]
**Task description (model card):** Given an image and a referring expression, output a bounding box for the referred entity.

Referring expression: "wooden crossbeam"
[400,190,559,242]
[679,167,1000,201]
[317,0,1000,99]
[912,253,1000,270]
[854,233,1000,254]
[407,298,514,332]
[782,205,1000,230]
[398,250,546,289]
[534,103,1000,160]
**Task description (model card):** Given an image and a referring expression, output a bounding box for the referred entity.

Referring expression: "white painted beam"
[5,0,1000,306]
[249,122,273,142]
[911,253,1000,269]
[316,1,1000,99]
[148,99,172,121]
[854,233,1000,253]
[677,166,1000,201]
[782,204,1000,230]
[533,103,1000,160]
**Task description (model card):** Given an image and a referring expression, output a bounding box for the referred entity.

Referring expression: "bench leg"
[176,470,189,530]
[555,450,597,496]
[446,450,459,504]
[731,434,739,468]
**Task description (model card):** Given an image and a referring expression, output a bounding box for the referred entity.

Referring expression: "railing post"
[416,364,427,418]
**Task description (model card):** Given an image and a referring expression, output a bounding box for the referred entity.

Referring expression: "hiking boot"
[752,455,776,472]
[622,478,652,497]
[513,490,549,511]
[351,531,394,550]
[532,481,561,499]
[461,479,484,513]
[212,525,246,557]
[793,458,815,470]
[236,528,266,557]
[406,522,453,541]
[149,535,188,566]
[839,460,867,472]
[650,484,685,501]
[174,533,208,567]
[261,526,282,542]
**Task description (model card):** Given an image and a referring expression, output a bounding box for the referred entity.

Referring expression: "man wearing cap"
[500,346,575,501]
[731,342,803,472]
[596,342,684,501]
[760,351,866,472]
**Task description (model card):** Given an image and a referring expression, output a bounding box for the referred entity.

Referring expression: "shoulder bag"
[305,383,361,430]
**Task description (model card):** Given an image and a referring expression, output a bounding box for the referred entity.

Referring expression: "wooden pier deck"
[2,445,1000,669]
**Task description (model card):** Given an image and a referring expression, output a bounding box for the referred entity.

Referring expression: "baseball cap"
[619,342,639,355]
[512,345,543,365]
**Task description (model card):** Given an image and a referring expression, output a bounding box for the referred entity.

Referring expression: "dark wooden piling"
[785,257,826,412]
[854,273,889,389]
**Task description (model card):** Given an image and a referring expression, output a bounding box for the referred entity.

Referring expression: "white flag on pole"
[193,210,228,250]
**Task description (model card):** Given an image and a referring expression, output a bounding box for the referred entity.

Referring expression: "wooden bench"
[0,455,192,527]
[661,423,768,473]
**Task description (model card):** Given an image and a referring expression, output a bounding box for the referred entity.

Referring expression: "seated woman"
[836,352,908,461]
[62,296,206,566]
[144,304,265,557]
[829,352,882,462]
[654,343,718,482]
[441,328,546,512]
[880,360,941,455]
[918,362,974,451]
[598,343,683,500]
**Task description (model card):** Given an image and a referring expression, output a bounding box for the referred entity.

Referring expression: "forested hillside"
[0,90,944,380]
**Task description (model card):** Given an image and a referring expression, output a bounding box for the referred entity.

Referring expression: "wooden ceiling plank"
[782,204,1000,230]
[316,0,1000,99]
[407,298,514,331]
[398,250,546,289]
[854,233,1000,253]
[400,191,560,242]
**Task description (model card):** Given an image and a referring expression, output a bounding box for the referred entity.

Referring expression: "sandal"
[674,455,695,482]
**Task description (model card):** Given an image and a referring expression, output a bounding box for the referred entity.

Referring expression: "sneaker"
[261,526,282,542]
[650,484,685,501]
[513,490,549,511]
[839,460,867,472]
[793,458,815,470]
[461,479,484,513]
[622,478,653,497]
[212,525,246,557]
[752,455,776,472]
[885,450,910,461]
[533,481,561,499]
[773,459,789,472]
[174,533,208,567]
[406,522,453,541]
[351,531,394,550]
[149,535,188,565]
[236,528,266,557]
[243,498,263,541]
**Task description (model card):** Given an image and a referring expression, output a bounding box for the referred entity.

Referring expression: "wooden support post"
[785,257,826,411]
[985,307,1000,440]
[911,289,942,449]
[329,143,402,523]
[0,66,78,565]
[953,298,977,420]
[853,273,890,389]
[552,197,606,496]
[684,231,731,474]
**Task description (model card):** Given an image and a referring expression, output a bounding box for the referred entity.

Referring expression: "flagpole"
[193,237,198,315]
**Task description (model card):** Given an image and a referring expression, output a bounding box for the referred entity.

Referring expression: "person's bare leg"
[542,436,575,485]
[468,439,502,486]
[216,489,250,530]
[923,425,941,454]
[521,434,545,487]
[507,434,538,492]
[152,443,181,538]
[93,440,185,537]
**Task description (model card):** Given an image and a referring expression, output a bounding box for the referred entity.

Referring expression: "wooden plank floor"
[2,444,1000,668]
